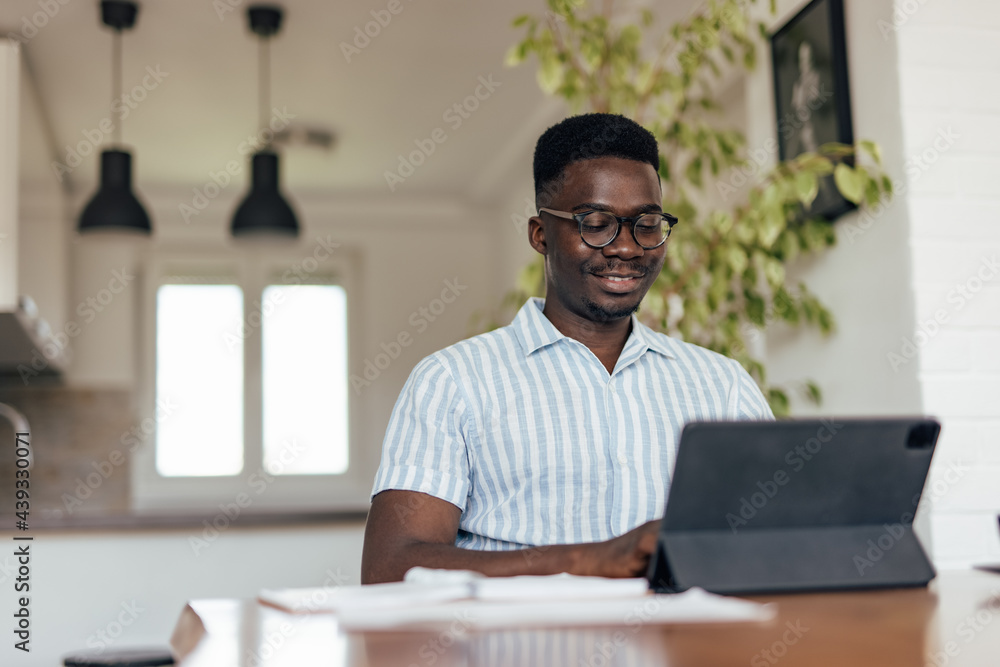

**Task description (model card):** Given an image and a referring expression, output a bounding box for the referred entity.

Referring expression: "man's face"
[529,156,666,324]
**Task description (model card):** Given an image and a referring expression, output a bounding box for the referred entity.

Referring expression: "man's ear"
[528,216,547,256]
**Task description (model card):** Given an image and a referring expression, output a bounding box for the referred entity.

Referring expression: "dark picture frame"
[771,0,855,221]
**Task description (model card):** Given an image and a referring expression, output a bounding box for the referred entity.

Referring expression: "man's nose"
[602,222,643,260]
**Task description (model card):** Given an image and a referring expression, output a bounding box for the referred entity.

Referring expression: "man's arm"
[361,490,659,584]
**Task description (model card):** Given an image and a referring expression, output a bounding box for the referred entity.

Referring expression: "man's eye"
[582,223,611,232]
[582,212,615,225]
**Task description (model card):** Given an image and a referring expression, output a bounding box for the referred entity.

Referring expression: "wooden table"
[170,570,1000,666]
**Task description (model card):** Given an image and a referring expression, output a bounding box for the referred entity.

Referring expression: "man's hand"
[362,490,662,583]
[572,520,661,578]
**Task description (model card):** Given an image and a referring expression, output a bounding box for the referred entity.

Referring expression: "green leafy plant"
[490,0,891,416]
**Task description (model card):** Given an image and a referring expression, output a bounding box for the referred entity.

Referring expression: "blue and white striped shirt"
[372,297,773,551]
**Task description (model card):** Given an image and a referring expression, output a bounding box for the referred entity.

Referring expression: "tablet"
[647,418,941,594]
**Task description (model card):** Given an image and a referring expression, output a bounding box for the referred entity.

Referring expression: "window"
[133,250,369,512]
[261,285,349,476]
[156,284,244,476]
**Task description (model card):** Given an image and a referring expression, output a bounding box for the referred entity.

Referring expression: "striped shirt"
[371,297,773,551]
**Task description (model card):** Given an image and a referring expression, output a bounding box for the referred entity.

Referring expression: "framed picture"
[771,0,854,221]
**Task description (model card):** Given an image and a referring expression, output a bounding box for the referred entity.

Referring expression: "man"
[362,113,772,584]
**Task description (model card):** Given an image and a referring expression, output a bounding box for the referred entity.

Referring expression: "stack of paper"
[257,579,471,614]
[474,572,650,601]
[257,568,776,631]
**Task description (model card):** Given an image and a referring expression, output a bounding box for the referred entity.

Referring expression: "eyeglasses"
[538,207,678,250]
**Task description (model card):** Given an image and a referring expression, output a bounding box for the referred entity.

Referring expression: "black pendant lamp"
[78,1,151,235]
[231,5,299,237]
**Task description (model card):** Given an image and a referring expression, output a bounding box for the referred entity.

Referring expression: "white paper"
[337,587,776,631]
[259,570,775,632]
[473,572,650,601]
[258,580,471,614]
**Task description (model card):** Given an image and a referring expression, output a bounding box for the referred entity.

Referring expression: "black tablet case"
[647,418,940,594]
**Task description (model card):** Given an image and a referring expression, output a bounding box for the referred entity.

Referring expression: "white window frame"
[132,245,371,512]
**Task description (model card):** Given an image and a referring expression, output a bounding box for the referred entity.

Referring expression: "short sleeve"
[727,359,775,421]
[370,355,472,510]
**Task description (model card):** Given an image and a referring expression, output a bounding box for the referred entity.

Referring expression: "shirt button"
[617,453,628,465]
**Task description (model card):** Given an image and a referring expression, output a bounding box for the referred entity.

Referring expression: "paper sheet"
[473,572,651,601]
[337,587,776,631]
[258,569,775,630]
[258,580,471,614]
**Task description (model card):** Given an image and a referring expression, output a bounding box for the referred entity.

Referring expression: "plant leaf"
[859,139,882,166]
[794,171,818,205]
[537,56,564,94]
[833,163,863,204]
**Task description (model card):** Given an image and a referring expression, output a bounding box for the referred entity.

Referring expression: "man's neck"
[541,301,633,375]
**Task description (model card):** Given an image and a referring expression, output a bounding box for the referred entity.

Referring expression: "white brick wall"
[896,0,1000,567]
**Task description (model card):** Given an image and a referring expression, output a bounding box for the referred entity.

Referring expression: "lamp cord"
[112,28,122,147]
[259,36,270,148]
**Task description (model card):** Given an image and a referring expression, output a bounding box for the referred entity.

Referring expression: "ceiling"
[3,0,572,205]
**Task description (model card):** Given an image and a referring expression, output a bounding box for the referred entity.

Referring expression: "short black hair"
[532,113,660,207]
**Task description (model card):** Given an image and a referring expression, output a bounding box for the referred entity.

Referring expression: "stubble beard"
[580,294,641,322]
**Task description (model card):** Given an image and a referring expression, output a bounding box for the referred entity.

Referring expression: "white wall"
[893,0,1000,567]
[1,40,20,311]
[750,0,923,417]
[476,98,566,301]
[7,41,73,384]
[0,522,365,667]
[17,42,71,338]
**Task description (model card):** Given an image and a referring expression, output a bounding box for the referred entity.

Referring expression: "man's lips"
[592,272,644,293]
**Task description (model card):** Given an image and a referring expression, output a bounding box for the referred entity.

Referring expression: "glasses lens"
[579,212,618,246]
[634,214,667,248]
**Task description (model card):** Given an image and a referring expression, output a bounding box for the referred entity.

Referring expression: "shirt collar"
[512,297,676,359]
